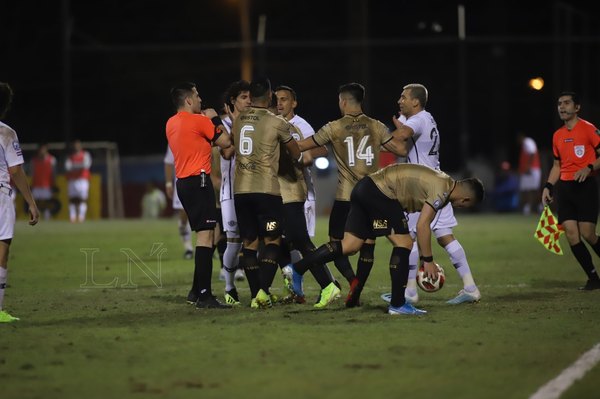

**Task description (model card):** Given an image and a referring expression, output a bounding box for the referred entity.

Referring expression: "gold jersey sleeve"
[278,125,308,203]
[313,114,393,201]
[369,164,454,213]
[233,107,293,195]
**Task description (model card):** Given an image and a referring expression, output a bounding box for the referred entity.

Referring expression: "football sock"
[241,248,260,298]
[407,242,418,289]
[69,204,76,222]
[589,238,600,259]
[216,237,227,267]
[0,267,7,310]
[259,244,280,293]
[389,247,411,308]
[223,241,242,291]
[293,244,335,288]
[294,241,342,275]
[570,242,600,280]
[78,202,87,222]
[334,255,356,284]
[407,264,418,289]
[444,240,475,286]
[194,246,214,299]
[356,243,375,284]
[179,219,193,252]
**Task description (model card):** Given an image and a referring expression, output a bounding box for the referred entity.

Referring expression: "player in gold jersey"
[295,83,407,307]
[290,164,484,314]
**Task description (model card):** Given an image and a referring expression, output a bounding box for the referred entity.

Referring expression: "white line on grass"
[529,342,600,399]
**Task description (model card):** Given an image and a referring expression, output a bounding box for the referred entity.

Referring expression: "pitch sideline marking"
[529,342,600,399]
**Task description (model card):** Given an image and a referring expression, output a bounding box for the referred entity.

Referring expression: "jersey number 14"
[344,136,374,166]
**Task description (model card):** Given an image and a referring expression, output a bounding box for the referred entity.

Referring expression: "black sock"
[194,246,214,299]
[356,243,375,286]
[571,242,600,280]
[241,248,260,298]
[217,237,227,267]
[295,241,342,275]
[334,255,356,283]
[590,238,600,259]
[389,247,410,307]
[259,244,281,293]
[297,239,335,288]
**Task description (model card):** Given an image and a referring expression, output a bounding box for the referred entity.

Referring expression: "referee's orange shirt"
[552,118,600,181]
[166,111,215,178]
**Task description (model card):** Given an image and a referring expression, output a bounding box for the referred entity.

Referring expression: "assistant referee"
[166,82,234,308]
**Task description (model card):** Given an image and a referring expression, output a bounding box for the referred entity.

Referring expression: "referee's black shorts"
[556,178,599,224]
[345,177,408,240]
[176,174,217,232]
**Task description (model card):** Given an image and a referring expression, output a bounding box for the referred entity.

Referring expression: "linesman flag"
[534,206,564,255]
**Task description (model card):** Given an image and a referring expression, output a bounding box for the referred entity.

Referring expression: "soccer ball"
[416,263,445,292]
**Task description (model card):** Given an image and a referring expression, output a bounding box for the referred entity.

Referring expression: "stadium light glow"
[528,77,544,91]
[315,157,329,170]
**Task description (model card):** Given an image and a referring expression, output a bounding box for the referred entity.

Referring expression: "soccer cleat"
[224,289,241,306]
[578,279,600,291]
[380,292,392,304]
[446,288,482,305]
[345,277,363,308]
[234,268,245,281]
[255,289,273,309]
[313,282,341,309]
[282,265,305,303]
[186,289,198,305]
[195,296,231,309]
[184,249,194,260]
[388,303,427,315]
[250,298,259,309]
[0,310,20,323]
[269,293,279,305]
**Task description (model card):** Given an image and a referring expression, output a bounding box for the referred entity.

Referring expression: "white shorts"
[172,180,183,210]
[304,200,316,237]
[0,189,16,240]
[408,203,457,240]
[519,169,541,191]
[68,179,89,200]
[32,187,53,201]
[220,199,239,237]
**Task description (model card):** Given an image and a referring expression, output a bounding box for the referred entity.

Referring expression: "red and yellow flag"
[534,206,564,255]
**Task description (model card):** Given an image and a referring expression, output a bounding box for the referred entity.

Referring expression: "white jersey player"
[164,145,194,259]
[385,83,481,305]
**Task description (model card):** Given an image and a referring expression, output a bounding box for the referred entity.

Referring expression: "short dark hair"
[250,77,271,99]
[170,82,196,108]
[404,83,428,108]
[274,85,297,101]
[463,177,485,204]
[0,82,14,119]
[224,80,251,106]
[338,82,365,103]
[559,91,580,105]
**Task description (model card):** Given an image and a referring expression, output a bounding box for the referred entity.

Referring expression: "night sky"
[2,0,599,171]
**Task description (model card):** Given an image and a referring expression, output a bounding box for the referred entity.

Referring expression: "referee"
[166,82,234,308]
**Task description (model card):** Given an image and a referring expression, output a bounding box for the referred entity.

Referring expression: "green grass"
[2,215,600,399]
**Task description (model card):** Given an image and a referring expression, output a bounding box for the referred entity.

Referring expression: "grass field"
[2,214,600,399]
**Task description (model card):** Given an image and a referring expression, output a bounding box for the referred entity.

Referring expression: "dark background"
[2,0,599,172]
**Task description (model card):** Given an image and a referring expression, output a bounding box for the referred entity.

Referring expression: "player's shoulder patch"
[13,140,22,157]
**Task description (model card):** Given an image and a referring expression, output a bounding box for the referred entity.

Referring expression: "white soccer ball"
[416,263,445,293]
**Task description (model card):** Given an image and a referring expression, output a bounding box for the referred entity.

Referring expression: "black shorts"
[345,177,408,240]
[234,193,284,241]
[329,200,351,239]
[556,178,599,224]
[282,201,310,246]
[176,174,217,232]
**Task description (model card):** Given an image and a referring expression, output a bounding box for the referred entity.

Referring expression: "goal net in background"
[18,141,124,220]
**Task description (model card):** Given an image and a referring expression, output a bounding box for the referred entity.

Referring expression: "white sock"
[178,220,193,251]
[78,202,87,222]
[407,241,419,289]
[444,240,476,288]
[223,241,242,291]
[0,267,7,311]
[69,204,77,222]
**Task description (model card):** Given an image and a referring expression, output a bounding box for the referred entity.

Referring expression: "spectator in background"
[65,139,92,223]
[493,161,519,212]
[30,143,56,220]
[517,133,542,215]
[141,181,166,219]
